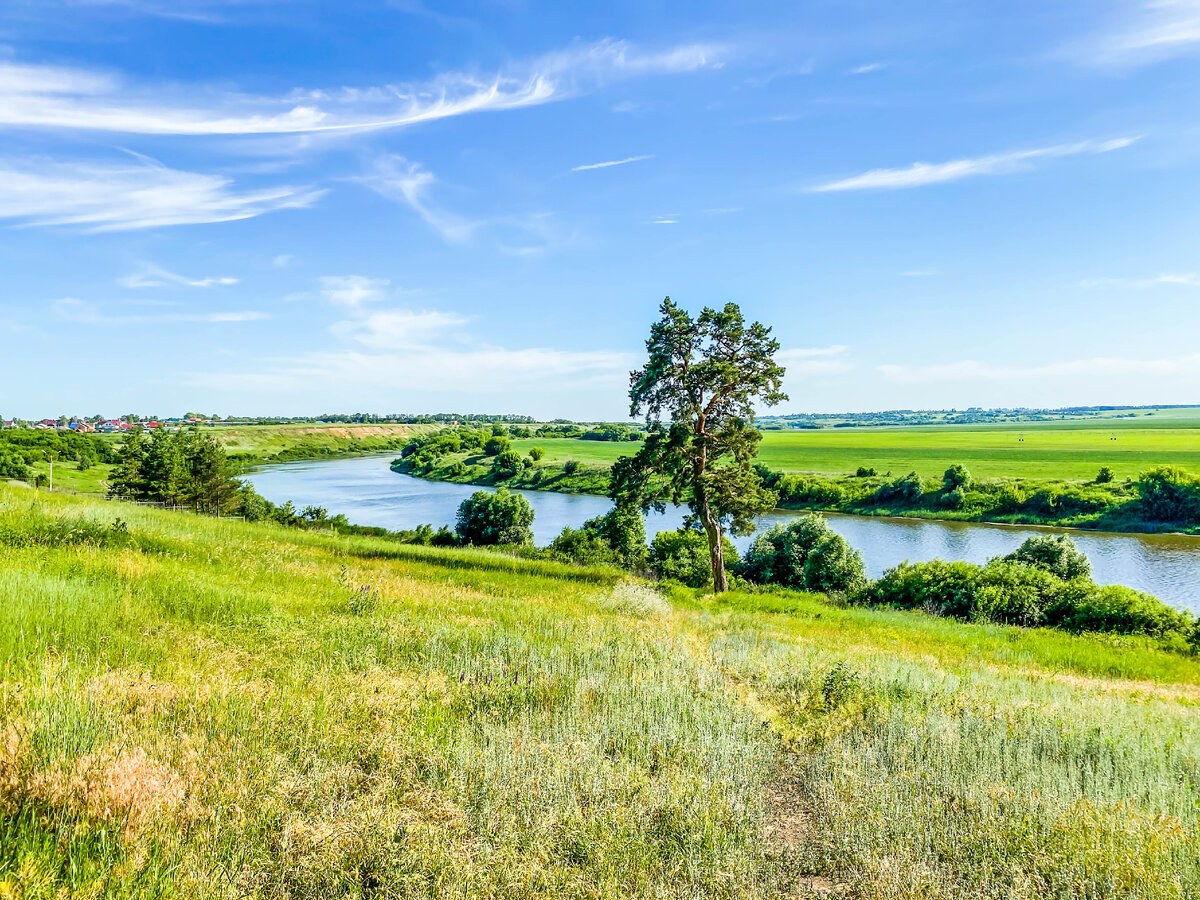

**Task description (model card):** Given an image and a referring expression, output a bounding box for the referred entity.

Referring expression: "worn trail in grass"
[2,485,1198,898]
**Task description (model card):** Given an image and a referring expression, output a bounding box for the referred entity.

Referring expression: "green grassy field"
[3,484,1199,897]
[509,412,1200,481]
[24,459,112,495]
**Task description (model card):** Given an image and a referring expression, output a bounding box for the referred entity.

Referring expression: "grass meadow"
[2,484,1199,897]
[510,412,1200,481]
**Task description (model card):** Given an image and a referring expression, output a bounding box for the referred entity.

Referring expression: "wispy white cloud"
[361,155,574,253]
[878,353,1200,383]
[0,38,722,137]
[359,156,477,242]
[271,253,294,268]
[649,215,678,224]
[850,62,885,74]
[779,345,848,360]
[319,275,390,308]
[53,297,269,324]
[1080,273,1200,288]
[570,154,653,172]
[1064,0,1200,66]
[0,155,323,230]
[779,345,853,377]
[329,309,473,350]
[811,137,1138,192]
[119,263,238,288]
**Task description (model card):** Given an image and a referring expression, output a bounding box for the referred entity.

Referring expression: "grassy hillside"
[2,484,1199,897]
[506,413,1200,481]
[213,423,434,464]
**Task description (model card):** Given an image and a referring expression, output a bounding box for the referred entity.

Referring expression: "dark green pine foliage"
[612,298,787,592]
[108,427,241,514]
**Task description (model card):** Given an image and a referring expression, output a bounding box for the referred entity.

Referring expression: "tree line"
[108,427,243,513]
[0,429,118,481]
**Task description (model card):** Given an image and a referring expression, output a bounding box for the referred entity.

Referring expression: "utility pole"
[43,450,55,491]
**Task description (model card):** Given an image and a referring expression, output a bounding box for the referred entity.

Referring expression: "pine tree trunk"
[702,510,727,593]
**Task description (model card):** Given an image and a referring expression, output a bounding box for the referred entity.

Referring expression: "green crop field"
[510,410,1200,481]
[3,483,1199,897]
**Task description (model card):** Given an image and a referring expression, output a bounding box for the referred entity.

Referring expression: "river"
[243,455,1200,613]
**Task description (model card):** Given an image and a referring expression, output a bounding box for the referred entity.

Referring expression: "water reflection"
[244,455,1200,613]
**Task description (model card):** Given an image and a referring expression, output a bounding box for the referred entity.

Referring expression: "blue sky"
[2,0,1199,419]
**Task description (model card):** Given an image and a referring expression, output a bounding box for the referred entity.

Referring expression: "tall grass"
[695,588,1200,898]
[2,485,1198,898]
[0,486,775,898]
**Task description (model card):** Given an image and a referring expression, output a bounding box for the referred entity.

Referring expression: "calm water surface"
[245,455,1200,613]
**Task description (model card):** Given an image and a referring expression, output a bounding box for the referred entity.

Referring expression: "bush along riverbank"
[641,516,1198,656]
[392,427,612,494]
[393,428,1200,535]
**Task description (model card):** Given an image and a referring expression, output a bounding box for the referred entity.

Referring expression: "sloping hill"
[2,485,1197,898]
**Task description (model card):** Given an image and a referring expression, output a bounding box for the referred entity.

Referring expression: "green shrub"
[873,471,924,505]
[563,460,581,475]
[777,475,847,505]
[864,560,978,619]
[1022,489,1059,517]
[940,488,966,510]
[549,527,621,568]
[1002,534,1092,580]
[492,449,523,476]
[1137,465,1200,524]
[529,447,545,462]
[648,528,736,588]
[551,505,646,570]
[943,464,972,491]
[455,488,535,546]
[1044,583,1194,638]
[483,436,511,457]
[0,451,30,480]
[974,561,1064,627]
[739,516,827,587]
[1095,466,1116,484]
[738,515,865,594]
[864,558,1191,639]
[803,531,868,594]
[1050,484,1121,517]
[855,466,876,477]
[993,484,1025,514]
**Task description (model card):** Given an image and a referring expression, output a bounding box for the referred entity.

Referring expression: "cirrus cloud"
[0,155,322,230]
[0,38,724,137]
[811,138,1138,192]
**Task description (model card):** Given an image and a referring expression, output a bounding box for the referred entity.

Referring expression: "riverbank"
[391,448,1200,537]
[246,455,1200,611]
[4,483,1199,897]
